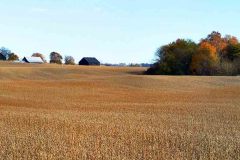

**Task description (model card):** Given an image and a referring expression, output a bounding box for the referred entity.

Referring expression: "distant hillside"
[0,61,146,80]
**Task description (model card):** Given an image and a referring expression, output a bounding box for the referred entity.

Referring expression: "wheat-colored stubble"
[0,62,239,159]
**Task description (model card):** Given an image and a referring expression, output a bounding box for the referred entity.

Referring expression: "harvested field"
[0,62,239,159]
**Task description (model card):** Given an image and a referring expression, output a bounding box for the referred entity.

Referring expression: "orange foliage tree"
[202,31,227,54]
[225,35,239,45]
[190,42,219,75]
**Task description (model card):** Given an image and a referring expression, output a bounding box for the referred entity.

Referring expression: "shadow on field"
[127,69,148,75]
[127,71,144,75]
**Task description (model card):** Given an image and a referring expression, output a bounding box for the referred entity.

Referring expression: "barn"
[0,53,7,60]
[79,57,100,66]
[22,57,44,63]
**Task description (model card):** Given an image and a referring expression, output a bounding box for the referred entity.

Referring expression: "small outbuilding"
[79,57,100,66]
[0,53,7,60]
[22,57,44,63]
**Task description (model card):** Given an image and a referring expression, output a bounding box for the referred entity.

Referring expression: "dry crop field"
[0,61,239,159]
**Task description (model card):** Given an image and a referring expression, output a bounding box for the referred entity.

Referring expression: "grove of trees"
[147,31,240,76]
[0,47,19,61]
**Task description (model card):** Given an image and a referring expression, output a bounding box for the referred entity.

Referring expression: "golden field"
[0,62,239,159]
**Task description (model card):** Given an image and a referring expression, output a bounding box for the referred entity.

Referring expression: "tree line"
[0,48,75,65]
[147,31,240,76]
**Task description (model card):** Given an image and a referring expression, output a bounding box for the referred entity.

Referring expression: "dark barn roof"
[79,57,100,66]
[0,53,6,60]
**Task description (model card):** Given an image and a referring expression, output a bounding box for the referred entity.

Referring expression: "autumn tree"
[65,56,75,65]
[225,35,239,45]
[218,35,240,75]
[50,52,63,64]
[32,53,47,63]
[8,53,19,61]
[190,42,219,75]
[201,31,227,56]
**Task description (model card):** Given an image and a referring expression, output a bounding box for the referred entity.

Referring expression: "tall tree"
[50,52,63,64]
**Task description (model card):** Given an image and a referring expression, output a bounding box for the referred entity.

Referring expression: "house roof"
[80,57,100,64]
[23,57,44,63]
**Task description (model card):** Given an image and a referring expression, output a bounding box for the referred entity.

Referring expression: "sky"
[0,0,239,64]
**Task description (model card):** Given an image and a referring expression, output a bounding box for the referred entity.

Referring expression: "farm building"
[0,53,7,60]
[22,57,44,63]
[79,57,100,66]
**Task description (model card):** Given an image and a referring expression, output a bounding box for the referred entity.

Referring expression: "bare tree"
[65,56,75,65]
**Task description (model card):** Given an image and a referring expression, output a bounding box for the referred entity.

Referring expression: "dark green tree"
[50,52,63,64]
[225,44,240,61]
[146,39,197,75]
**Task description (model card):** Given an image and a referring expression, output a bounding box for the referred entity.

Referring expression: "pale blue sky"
[0,0,239,63]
